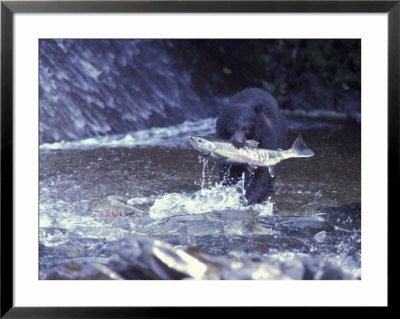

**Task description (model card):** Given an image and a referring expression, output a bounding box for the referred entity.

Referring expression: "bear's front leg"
[244,168,274,205]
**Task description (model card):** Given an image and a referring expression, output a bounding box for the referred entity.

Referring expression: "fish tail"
[291,134,314,157]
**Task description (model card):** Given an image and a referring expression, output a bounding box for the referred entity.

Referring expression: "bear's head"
[216,102,263,148]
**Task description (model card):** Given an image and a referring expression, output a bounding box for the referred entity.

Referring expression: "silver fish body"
[187,135,314,168]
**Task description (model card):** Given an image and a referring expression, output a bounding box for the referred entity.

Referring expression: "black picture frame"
[1,0,395,317]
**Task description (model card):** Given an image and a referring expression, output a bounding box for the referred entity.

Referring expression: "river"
[39,113,361,280]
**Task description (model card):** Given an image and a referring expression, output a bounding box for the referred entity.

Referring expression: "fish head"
[187,136,217,154]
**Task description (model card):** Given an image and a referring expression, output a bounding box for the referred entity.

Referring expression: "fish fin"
[291,134,314,157]
[247,164,258,173]
[268,165,277,177]
[247,166,255,174]
[245,140,259,148]
[249,162,258,169]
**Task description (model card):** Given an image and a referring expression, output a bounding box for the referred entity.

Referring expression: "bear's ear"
[253,101,263,115]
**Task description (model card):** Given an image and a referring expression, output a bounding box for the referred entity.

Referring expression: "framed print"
[1,0,395,316]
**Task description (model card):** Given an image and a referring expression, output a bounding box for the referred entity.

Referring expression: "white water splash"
[39,110,346,152]
[39,198,137,247]
[148,156,274,220]
[40,118,217,151]
[258,196,274,217]
[148,183,273,220]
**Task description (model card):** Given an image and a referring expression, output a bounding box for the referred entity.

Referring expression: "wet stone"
[41,233,358,280]
[43,262,124,280]
[108,235,208,280]
[279,258,306,280]
[315,263,351,280]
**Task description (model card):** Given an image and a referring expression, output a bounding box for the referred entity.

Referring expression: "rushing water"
[39,113,361,280]
[39,39,229,144]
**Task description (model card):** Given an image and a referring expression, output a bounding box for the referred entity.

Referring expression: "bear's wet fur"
[216,88,288,204]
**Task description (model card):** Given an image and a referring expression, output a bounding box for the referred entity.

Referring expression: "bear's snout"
[230,131,246,148]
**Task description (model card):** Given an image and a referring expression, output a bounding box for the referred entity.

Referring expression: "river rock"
[108,234,208,280]
[40,233,356,280]
[44,261,124,280]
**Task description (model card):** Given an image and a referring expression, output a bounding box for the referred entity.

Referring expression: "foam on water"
[39,199,137,247]
[39,110,345,151]
[148,183,274,220]
[147,156,274,220]
[39,118,217,151]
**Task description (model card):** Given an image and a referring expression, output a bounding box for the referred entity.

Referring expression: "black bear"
[216,88,288,204]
